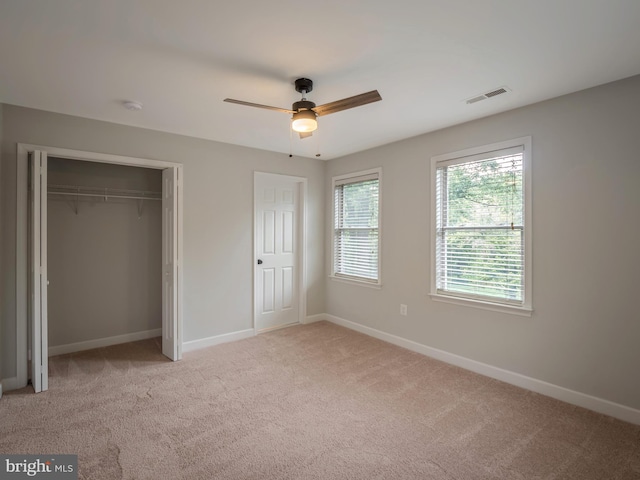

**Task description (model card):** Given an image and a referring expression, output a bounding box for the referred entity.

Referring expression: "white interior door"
[162,167,180,360]
[255,175,300,331]
[29,150,48,392]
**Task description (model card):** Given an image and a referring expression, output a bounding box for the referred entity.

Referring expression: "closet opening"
[47,157,163,359]
[16,144,183,393]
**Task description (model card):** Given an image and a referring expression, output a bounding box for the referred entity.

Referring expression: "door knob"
[257,259,263,265]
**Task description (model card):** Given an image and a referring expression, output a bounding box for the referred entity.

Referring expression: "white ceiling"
[1,1,639,160]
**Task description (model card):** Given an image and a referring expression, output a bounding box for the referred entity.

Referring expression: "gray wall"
[47,158,162,347]
[325,74,640,410]
[1,106,325,380]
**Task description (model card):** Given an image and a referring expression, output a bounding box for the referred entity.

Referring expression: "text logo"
[0,455,77,479]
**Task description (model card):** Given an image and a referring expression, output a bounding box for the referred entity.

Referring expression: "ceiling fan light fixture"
[291,110,317,133]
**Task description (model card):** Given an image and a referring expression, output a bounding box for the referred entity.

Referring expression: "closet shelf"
[48,184,162,201]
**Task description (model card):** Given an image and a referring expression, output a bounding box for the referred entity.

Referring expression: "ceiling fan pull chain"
[289,120,294,158]
[315,130,321,158]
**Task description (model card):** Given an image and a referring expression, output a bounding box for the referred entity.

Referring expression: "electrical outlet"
[400,304,408,316]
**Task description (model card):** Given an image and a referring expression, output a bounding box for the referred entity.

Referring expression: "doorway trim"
[15,143,184,389]
[253,172,307,335]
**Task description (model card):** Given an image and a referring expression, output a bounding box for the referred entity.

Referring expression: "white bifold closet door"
[162,167,180,360]
[29,150,48,392]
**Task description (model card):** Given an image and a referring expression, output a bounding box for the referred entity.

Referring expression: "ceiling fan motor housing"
[292,100,316,113]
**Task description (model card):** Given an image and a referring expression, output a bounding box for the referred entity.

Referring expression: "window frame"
[430,137,532,316]
[330,167,382,287]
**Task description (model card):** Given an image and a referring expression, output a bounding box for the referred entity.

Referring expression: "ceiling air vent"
[465,86,511,104]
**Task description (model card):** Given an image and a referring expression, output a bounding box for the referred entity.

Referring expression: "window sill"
[330,275,382,290]
[429,293,532,317]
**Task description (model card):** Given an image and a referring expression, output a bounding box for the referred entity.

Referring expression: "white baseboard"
[48,328,163,357]
[304,314,326,324]
[182,328,255,353]
[323,314,640,426]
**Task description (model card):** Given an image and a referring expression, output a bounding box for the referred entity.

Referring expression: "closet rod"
[47,191,161,201]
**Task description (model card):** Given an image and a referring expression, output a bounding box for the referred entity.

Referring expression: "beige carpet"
[1,321,639,479]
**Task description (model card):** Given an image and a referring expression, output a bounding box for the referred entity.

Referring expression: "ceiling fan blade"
[223,98,294,114]
[298,131,313,139]
[313,90,382,117]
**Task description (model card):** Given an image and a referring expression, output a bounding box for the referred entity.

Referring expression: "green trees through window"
[436,150,524,303]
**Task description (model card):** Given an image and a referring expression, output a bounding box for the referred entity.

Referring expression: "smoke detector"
[123,100,143,111]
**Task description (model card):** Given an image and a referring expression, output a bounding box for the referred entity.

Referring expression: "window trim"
[330,167,382,287]
[430,137,532,315]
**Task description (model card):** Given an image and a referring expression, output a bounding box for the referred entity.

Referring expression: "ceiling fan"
[224,78,382,139]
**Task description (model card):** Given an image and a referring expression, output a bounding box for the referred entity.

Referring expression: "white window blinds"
[333,172,380,282]
[435,147,524,304]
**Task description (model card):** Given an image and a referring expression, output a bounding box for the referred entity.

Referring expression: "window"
[332,168,381,285]
[431,138,532,314]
